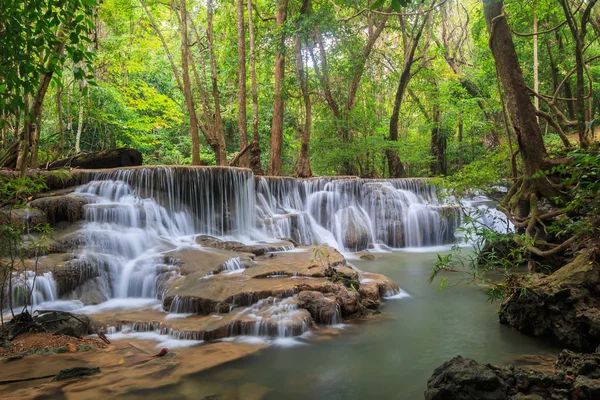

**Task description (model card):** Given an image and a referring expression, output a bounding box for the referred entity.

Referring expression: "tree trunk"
[207,0,227,166]
[483,0,548,178]
[42,148,142,170]
[57,86,65,156]
[268,0,289,176]
[139,0,183,92]
[457,118,464,170]
[236,0,249,168]
[75,82,84,153]
[295,3,312,178]
[247,0,263,175]
[179,0,201,165]
[430,104,446,176]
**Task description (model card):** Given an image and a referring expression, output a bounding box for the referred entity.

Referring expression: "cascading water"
[5,167,465,335]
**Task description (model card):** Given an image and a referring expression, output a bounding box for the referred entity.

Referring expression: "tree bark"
[268,0,289,176]
[179,0,201,165]
[483,0,548,178]
[430,103,446,176]
[57,85,65,156]
[207,0,227,165]
[295,0,312,178]
[236,0,249,168]
[139,0,183,92]
[75,81,84,153]
[42,148,142,170]
[247,1,263,175]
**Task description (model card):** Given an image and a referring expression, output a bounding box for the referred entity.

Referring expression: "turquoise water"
[155,250,559,399]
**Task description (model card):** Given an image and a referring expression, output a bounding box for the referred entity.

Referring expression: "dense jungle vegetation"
[2,0,598,179]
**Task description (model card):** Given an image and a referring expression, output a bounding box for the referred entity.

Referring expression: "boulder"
[425,356,572,400]
[340,208,371,252]
[29,194,92,224]
[386,220,405,248]
[297,291,341,324]
[499,251,600,352]
[426,351,600,400]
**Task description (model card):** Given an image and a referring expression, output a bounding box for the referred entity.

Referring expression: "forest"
[1,0,600,398]
[3,0,597,179]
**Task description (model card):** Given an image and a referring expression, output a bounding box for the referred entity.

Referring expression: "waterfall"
[73,168,460,253]
[5,167,461,318]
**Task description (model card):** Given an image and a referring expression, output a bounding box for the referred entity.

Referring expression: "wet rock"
[195,235,293,256]
[499,252,600,352]
[29,194,92,224]
[52,256,102,296]
[36,312,92,338]
[424,355,572,400]
[386,220,405,248]
[340,208,371,252]
[556,350,600,379]
[52,366,101,381]
[297,291,341,324]
[358,282,381,309]
[360,254,376,261]
[331,284,361,317]
[0,207,47,231]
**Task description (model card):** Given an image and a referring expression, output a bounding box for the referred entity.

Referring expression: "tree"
[236,0,249,168]
[295,0,313,178]
[268,0,289,176]
[0,0,97,174]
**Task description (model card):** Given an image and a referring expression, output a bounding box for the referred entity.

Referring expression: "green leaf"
[370,0,386,10]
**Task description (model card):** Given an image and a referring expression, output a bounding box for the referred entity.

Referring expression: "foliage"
[0,0,97,124]
[0,176,52,325]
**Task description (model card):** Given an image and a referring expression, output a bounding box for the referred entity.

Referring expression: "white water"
[5,167,468,337]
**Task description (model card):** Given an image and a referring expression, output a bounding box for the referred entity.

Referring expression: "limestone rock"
[499,252,600,352]
[29,194,92,224]
[195,235,293,256]
[297,291,341,324]
[424,356,572,400]
[52,366,101,381]
[340,208,371,252]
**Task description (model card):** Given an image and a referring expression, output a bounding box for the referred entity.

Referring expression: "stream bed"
[137,249,561,400]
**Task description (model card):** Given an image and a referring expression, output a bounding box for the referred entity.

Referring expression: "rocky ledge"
[498,250,600,352]
[425,350,600,400]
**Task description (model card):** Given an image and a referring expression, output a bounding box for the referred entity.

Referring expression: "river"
[143,249,559,400]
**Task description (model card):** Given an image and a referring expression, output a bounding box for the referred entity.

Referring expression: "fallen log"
[40,148,143,170]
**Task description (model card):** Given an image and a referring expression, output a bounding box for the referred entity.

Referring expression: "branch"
[337,0,448,23]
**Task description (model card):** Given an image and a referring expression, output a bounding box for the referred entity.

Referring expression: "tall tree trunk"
[295,1,312,178]
[457,118,464,170]
[386,8,430,178]
[533,1,539,122]
[236,0,249,168]
[139,0,183,92]
[57,86,65,156]
[179,0,201,165]
[30,103,43,166]
[75,82,84,153]
[483,0,548,178]
[268,0,289,176]
[430,104,446,176]
[207,0,227,165]
[247,0,263,175]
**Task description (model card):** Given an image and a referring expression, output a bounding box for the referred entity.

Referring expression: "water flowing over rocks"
[425,350,600,400]
[2,165,452,348]
[498,251,600,352]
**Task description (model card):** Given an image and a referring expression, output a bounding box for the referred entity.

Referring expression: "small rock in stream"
[52,366,101,381]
